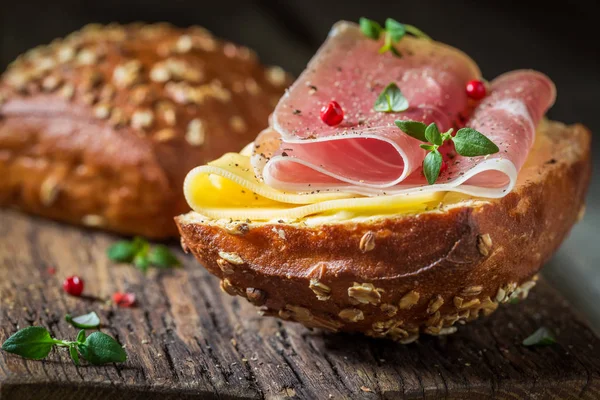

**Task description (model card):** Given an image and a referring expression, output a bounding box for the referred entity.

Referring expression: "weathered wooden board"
[0,209,599,399]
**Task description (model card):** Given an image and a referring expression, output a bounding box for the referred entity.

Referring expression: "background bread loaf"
[0,23,290,237]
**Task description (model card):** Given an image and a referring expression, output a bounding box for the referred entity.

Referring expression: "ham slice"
[252,22,556,198]
[252,21,480,189]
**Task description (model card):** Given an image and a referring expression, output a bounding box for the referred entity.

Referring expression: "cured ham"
[251,21,556,198]
[252,21,480,190]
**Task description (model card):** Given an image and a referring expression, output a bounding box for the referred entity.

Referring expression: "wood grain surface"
[0,209,599,399]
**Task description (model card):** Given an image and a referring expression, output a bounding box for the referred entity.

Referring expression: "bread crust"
[0,23,289,237]
[176,121,591,341]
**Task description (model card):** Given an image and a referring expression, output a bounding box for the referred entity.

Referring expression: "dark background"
[1,0,599,328]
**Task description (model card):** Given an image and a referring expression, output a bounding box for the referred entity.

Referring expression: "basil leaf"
[453,128,499,157]
[107,240,140,263]
[423,150,442,185]
[147,245,180,269]
[385,18,406,42]
[395,120,427,142]
[1,326,55,360]
[76,330,86,344]
[69,345,80,366]
[79,332,127,365]
[374,83,409,113]
[404,24,431,39]
[65,312,100,329]
[523,327,556,346]
[425,123,442,146]
[133,252,150,273]
[420,144,434,151]
[359,18,382,40]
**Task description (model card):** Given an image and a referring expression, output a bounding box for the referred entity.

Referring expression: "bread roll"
[0,23,289,237]
[176,121,591,342]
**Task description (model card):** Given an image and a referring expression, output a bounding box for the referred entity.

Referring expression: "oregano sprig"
[395,120,499,184]
[359,17,430,56]
[107,237,180,273]
[1,326,126,366]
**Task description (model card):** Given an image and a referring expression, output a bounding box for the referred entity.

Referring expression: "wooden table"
[1,210,599,399]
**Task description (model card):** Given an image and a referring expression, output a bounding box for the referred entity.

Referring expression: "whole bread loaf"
[0,23,289,237]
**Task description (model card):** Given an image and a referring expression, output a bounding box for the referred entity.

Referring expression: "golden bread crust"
[176,121,591,341]
[0,23,289,237]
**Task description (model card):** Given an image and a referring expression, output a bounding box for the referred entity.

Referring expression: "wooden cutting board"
[1,210,599,399]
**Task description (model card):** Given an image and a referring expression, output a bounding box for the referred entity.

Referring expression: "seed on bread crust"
[81,214,105,227]
[284,305,313,322]
[454,297,480,310]
[305,315,343,332]
[220,278,244,296]
[40,176,60,206]
[217,258,235,275]
[477,234,493,256]
[218,251,244,265]
[338,308,364,322]
[93,103,112,119]
[426,295,444,314]
[309,279,331,301]
[399,290,420,309]
[359,231,375,253]
[577,204,586,222]
[380,303,398,317]
[230,116,246,133]
[113,60,142,88]
[186,119,206,146]
[246,288,267,306]
[42,75,62,91]
[154,128,177,142]
[265,66,287,86]
[59,83,75,99]
[348,282,383,305]
[130,109,154,130]
[495,287,507,303]
[460,285,483,297]
[427,326,457,336]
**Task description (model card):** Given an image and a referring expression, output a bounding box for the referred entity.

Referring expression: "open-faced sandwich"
[0,23,289,238]
[176,20,591,342]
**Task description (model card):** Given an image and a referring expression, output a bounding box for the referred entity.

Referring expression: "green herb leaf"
[69,345,80,366]
[1,326,55,360]
[385,18,406,42]
[76,330,86,344]
[423,150,443,185]
[79,332,127,365]
[374,83,409,113]
[65,312,100,329]
[395,120,427,142]
[425,123,442,146]
[420,144,434,151]
[523,327,556,346]
[453,128,499,157]
[133,253,149,272]
[404,24,431,39]
[359,18,383,40]
[107,241,139,263]
[147,245,180,269]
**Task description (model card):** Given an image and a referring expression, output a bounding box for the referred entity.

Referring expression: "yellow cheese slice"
[183,149,446,221]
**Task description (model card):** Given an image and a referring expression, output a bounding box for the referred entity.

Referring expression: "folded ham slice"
[252,21,480,188]
[252,21,556,198]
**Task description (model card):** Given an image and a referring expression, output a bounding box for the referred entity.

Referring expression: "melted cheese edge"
[183,144,469,221]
